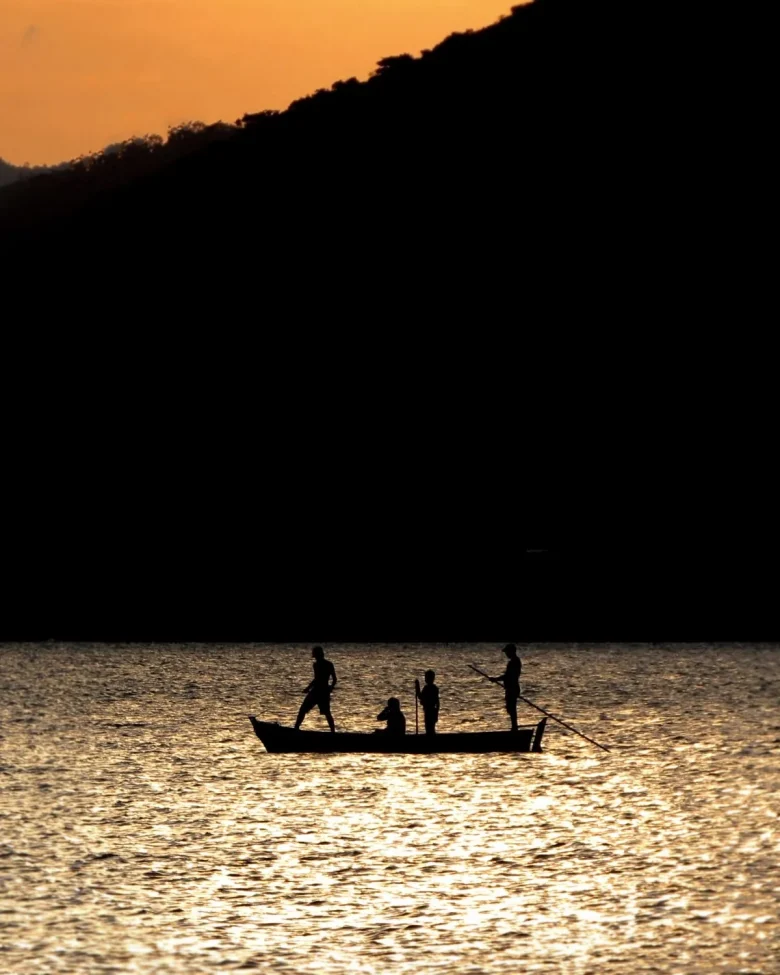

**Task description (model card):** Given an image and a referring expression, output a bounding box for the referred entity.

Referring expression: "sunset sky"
[2,1,512,166]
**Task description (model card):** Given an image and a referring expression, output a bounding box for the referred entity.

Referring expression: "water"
[1,643,778,974]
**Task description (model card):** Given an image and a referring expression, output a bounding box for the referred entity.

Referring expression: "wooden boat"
[249,715,547,754]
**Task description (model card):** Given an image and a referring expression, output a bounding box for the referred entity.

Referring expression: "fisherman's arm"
[329,663,337,691]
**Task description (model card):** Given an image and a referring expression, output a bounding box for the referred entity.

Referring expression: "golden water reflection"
[1,643,778,973]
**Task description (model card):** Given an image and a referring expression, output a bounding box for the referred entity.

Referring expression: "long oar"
[468,664,610,753]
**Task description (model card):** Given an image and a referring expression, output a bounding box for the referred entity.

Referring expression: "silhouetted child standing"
[415,669,440,735]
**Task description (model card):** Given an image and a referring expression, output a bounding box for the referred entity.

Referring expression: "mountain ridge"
[0,0,770,327]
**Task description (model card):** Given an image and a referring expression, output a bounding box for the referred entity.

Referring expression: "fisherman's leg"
[425,714,436,735]
[316,695,336,732]
[506,697,518,732]
[295,694,315,729]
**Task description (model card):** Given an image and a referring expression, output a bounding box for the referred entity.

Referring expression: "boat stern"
[532,717,547,752]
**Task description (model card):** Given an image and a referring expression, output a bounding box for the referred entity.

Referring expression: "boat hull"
[249,716,546,754]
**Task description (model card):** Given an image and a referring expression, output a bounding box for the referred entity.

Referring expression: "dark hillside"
[0,159,21,189]
[1,0,770,320]
[1,0,775,641]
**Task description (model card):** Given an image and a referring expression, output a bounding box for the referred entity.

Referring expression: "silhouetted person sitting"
[376,697,406,734]
[415,669,440,735]
[295,646,337,732]
[490,643,522,732]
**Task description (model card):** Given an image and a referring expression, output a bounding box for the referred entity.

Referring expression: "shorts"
[301,689,331,715]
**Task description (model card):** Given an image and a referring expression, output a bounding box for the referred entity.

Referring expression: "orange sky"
[1,1,513,166]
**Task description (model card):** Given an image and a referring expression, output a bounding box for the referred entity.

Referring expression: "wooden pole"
[468,664,610,752]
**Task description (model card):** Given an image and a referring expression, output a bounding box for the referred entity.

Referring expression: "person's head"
[502,643,517,658]
[312,646,324,660]
[387,697,400,710]
[424,669,435,684]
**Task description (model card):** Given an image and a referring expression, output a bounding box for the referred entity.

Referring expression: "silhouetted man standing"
[490,643,521,732]
[295,646,337,732]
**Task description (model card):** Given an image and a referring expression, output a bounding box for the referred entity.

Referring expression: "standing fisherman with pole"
[489,644,522,732]
[469,654,611,752]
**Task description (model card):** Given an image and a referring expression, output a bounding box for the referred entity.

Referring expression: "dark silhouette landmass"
[0,122,235,234]
[2,0,769,294]
[0,157,64,188]
[1,0,774,643]
[0,159,24,189]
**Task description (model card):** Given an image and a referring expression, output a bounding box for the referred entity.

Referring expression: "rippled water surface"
[1,643,779,974]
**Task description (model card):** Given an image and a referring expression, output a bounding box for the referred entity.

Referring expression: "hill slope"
[0,158,57,189]
[0,159,21,189]
[0,0,770,320]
